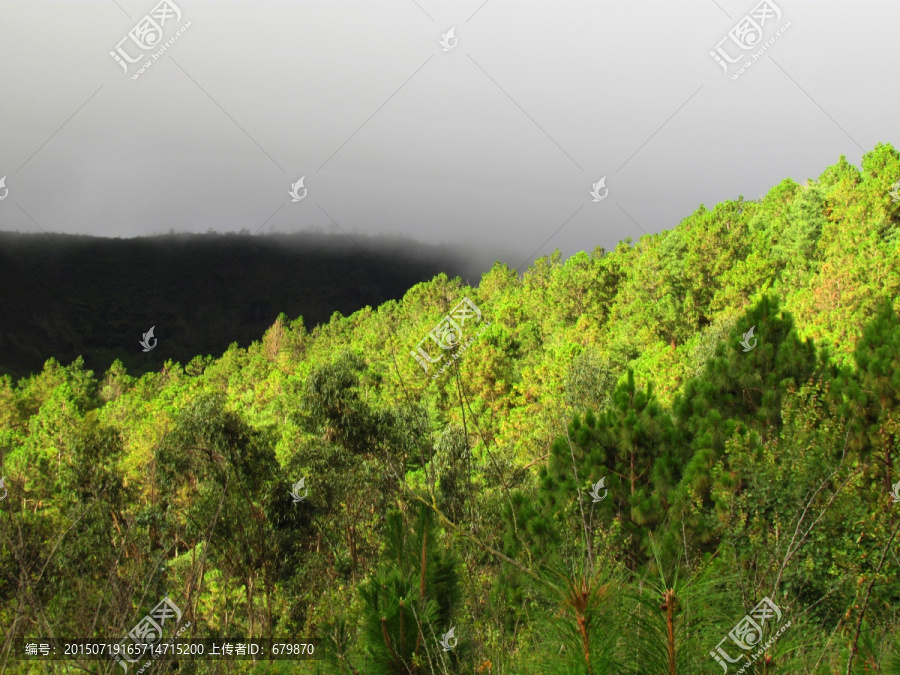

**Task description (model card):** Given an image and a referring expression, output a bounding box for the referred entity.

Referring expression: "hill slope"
[0,231,483,380]
[1,144,899,673]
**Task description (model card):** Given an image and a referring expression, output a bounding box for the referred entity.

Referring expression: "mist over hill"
[0,230,492,380]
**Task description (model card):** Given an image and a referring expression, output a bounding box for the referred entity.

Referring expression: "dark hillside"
[0,231,480,380]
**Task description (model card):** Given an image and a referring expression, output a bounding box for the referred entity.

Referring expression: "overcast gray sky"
[1,0,898,271]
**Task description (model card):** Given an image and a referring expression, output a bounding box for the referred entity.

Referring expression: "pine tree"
[666,294,818,556]
[833,298,900,466]
[505,368,678,573]
[358,502,462,674]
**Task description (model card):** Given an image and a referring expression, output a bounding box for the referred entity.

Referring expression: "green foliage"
[357,503,463,674]
[3,145,900,673]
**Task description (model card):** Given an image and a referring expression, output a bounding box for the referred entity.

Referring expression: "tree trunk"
[664,589,677,675]
[578,611,592,675]
[630,452,636,496]
[347,520,358,578]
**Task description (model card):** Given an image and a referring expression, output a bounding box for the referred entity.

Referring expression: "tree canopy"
[1,144,900,673]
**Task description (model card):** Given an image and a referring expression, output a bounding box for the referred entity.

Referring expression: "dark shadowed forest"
[0,231,484,381]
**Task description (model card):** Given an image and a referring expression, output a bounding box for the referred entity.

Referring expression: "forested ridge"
[0,230,480,382]
[1,143,899,674]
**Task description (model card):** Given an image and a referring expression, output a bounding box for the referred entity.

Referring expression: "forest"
[0,230,482,382]
[1,143,899,673]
